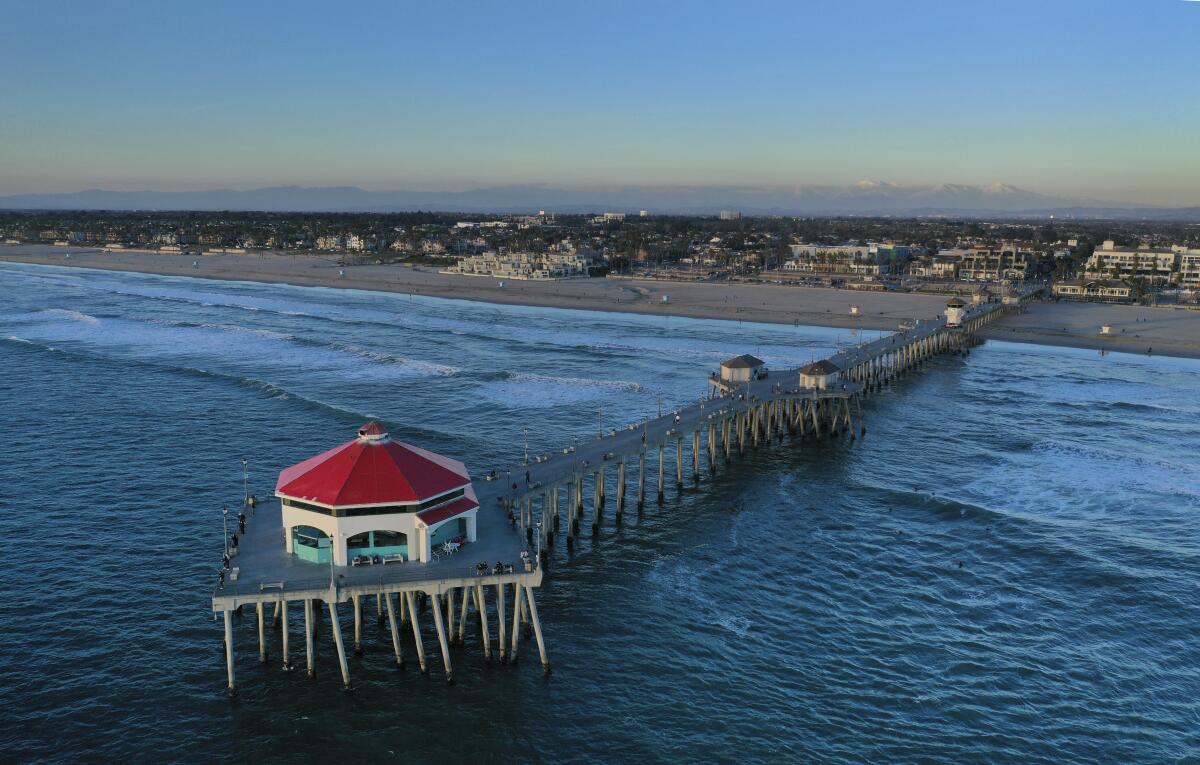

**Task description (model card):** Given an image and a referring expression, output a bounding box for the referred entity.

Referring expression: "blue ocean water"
[1,261,1198,763]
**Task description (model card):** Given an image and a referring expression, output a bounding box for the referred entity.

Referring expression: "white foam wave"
[478,371,645,409]
[505,371,642,391]
[8,313,457,383]
[38,308,101,325]
[197,323,295,342]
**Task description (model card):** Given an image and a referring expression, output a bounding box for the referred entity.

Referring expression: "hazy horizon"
[2,0,1198,206]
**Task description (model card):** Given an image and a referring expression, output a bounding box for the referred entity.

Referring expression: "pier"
[212,290,1033,693]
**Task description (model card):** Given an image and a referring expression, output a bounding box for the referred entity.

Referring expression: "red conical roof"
[275,422,470,506]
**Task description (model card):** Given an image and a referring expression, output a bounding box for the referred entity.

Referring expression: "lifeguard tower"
[945,297,967,328]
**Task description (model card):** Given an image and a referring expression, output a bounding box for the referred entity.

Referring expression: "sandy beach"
[3,244,1198,359]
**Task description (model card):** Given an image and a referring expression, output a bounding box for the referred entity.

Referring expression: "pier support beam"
[657,445,665,503]
[223,610,236,695]
[616,461,626,521]
[430,591,454,684]
[510,583,524,664]
[256,601,267,664]
[675,438,683,489]
[280,600,290,670]
[474,584,491,662]
[525,585,550,675]
[458,584,470,644]
[591,472,602,533]
[497,583,508,663]
[707,423,716,472]
[447,589,456,644]
[304,599,315,677]
[405,591,428,673]
[385,593,405,668]
[692,430,700,482]
[327,600,352,689]
[637,453,646,510]
[353,595,363,656]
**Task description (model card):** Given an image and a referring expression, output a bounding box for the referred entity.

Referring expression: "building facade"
[1084,240,1178,286]
[1051,279,1134,302]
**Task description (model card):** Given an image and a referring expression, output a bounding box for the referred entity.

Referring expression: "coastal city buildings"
[3,211,1199,303]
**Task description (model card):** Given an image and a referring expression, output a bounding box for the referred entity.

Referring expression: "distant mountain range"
[2,182,1197,220]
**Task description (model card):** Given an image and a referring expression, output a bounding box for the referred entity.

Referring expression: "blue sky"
[1,0,1197,204]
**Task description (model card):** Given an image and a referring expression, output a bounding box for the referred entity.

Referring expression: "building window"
[292,525,331,564]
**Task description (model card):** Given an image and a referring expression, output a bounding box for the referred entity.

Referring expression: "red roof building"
[276,423,479,565]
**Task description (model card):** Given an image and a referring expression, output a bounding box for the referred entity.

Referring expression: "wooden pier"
[212,290,1032,693]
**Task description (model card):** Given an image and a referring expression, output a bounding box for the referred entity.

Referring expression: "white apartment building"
[1179,250,1200,289]
[449,250,590,280]
[907,256,959,279]
[1084,241,1178,285]
[784,244,891,276]
[315,235,342,250]
[947,244,1034,282]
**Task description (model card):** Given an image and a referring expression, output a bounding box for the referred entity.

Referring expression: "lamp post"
[242,460,248,506]
[222,505,229,557]
[523,427,529,466]
[598,407,603,437]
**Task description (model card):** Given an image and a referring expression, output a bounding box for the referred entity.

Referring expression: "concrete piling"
[406,591,428,673]
[385,593,405,668]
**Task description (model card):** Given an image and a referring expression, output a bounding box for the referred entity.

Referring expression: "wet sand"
[3,245,1199,358]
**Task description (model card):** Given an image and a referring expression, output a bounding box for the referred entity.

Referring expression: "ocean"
[1,261,1198,763]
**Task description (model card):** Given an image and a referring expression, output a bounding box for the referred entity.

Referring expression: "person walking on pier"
[237,511,246,534]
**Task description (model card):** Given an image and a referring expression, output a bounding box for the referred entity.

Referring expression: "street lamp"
[222,505,229,557]
[523,427,529,466]
[242,459,248,506]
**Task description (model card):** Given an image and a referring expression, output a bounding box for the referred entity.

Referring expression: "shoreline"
[3,245,1199,360]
